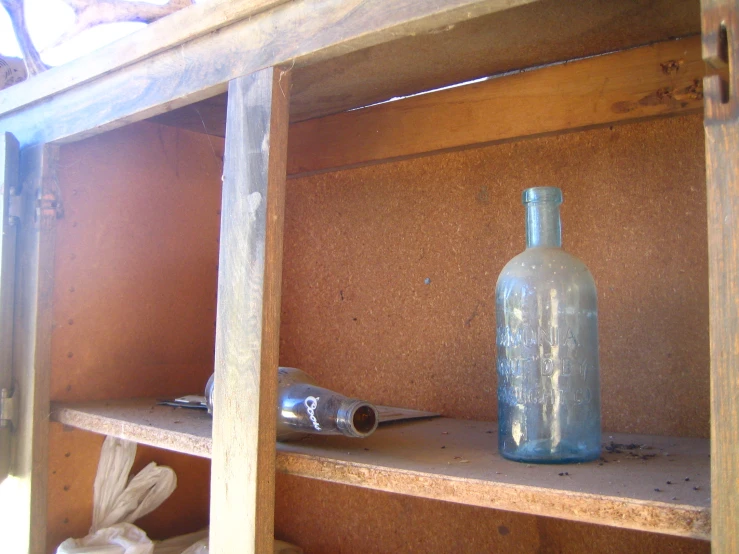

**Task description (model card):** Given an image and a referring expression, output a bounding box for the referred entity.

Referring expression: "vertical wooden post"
[0,143,58,554]
[209,66,290,553]
[703,1,739,551]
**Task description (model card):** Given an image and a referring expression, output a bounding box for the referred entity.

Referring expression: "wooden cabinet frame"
[0,0,735,552]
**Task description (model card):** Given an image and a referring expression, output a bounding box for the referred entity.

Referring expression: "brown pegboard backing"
[51,121,224,402]
[280,113,709,438]
[274,473,708,553]
[536,516,709,554]
[47,122,223,550]
[275,473,541,553]
[46,424,210,553]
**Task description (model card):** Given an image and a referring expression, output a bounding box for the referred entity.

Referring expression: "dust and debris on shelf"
[602,440,660,461]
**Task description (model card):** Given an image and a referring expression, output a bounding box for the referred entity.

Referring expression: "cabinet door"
[0,142,58,554]
[0,133,20,483]
[703,1,739,552]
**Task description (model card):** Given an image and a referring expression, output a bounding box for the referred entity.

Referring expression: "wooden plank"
[5,0,701,134]
[0,0,539,148]
[0,145,58,554]
[288,0,700,122]
[209,67,289,554]
[46,399,711,540]
[153,37,705,173]
[151,0,700,131]
[705,121,739,554]
[51,400,212,458]
[277,418,711,540]
[287,36,705,175]
[0,133,19,484]
[0,0,289,117]
[702,2,739,552]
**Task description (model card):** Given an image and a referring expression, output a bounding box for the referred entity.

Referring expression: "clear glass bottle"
[205,367,379,441]
[495,187,600,463]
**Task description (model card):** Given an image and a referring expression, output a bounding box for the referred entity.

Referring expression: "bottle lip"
[522,187,563,205]
[337,400,379,438]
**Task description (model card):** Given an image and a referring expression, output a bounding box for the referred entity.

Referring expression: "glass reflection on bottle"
[496,187,600,463]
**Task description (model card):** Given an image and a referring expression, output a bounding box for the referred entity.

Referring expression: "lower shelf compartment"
[51,399,710,539]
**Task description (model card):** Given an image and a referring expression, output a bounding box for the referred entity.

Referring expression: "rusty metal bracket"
[703,4,738,122]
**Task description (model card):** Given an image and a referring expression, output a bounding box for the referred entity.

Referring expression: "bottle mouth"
[338,400,379,438]
[522,187,562,205]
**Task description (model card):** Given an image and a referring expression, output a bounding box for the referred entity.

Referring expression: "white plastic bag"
[56,436,177,554]
[56,522,153,554]
[56,435,303,554]
[91,438,177,532]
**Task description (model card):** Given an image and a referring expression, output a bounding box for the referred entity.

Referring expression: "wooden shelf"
[52,398,213,458]
[51,399,710,540]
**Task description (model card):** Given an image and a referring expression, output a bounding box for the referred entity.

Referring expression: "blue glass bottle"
[496,187,601,463]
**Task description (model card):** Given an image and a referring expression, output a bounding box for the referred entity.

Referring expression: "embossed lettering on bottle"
[495,187,601,464]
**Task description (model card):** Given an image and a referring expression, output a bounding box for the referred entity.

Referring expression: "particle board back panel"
[279,113,709,439]
[274,474,709,553]
[51,122,224,402]
[46,122,223,551]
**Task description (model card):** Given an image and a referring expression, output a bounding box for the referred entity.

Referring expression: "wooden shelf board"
[151,36,704,177]
[50,399,710,539]
[150,0,700,132]
[51,399,213,458]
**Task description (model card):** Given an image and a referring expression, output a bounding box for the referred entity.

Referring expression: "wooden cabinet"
[0,0,735,552]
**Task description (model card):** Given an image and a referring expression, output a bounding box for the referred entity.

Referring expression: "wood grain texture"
[288,37,705,175]
[275,475,710,554]
[0,0,539,148]
[153,36,706,174]
[702,2,739,551]
[0,133,19,483]
[153,0,700,133]
[209,67,289,554]
[0,132,19,392]
[0,0,290,116]
[1,0,701,125]
[288,0,700,122]
[280,114,709,439]
[1,145,58,554]
[704,49,739,554]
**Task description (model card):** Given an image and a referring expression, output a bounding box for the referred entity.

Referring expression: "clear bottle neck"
[524,187,562,249]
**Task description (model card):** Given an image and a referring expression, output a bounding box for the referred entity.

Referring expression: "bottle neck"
[526,202,562,248]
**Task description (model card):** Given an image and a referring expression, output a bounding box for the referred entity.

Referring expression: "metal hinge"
[0,388,17,430]
[8,185,21,227]
[703,4,738,122]
[36,190,63,226]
